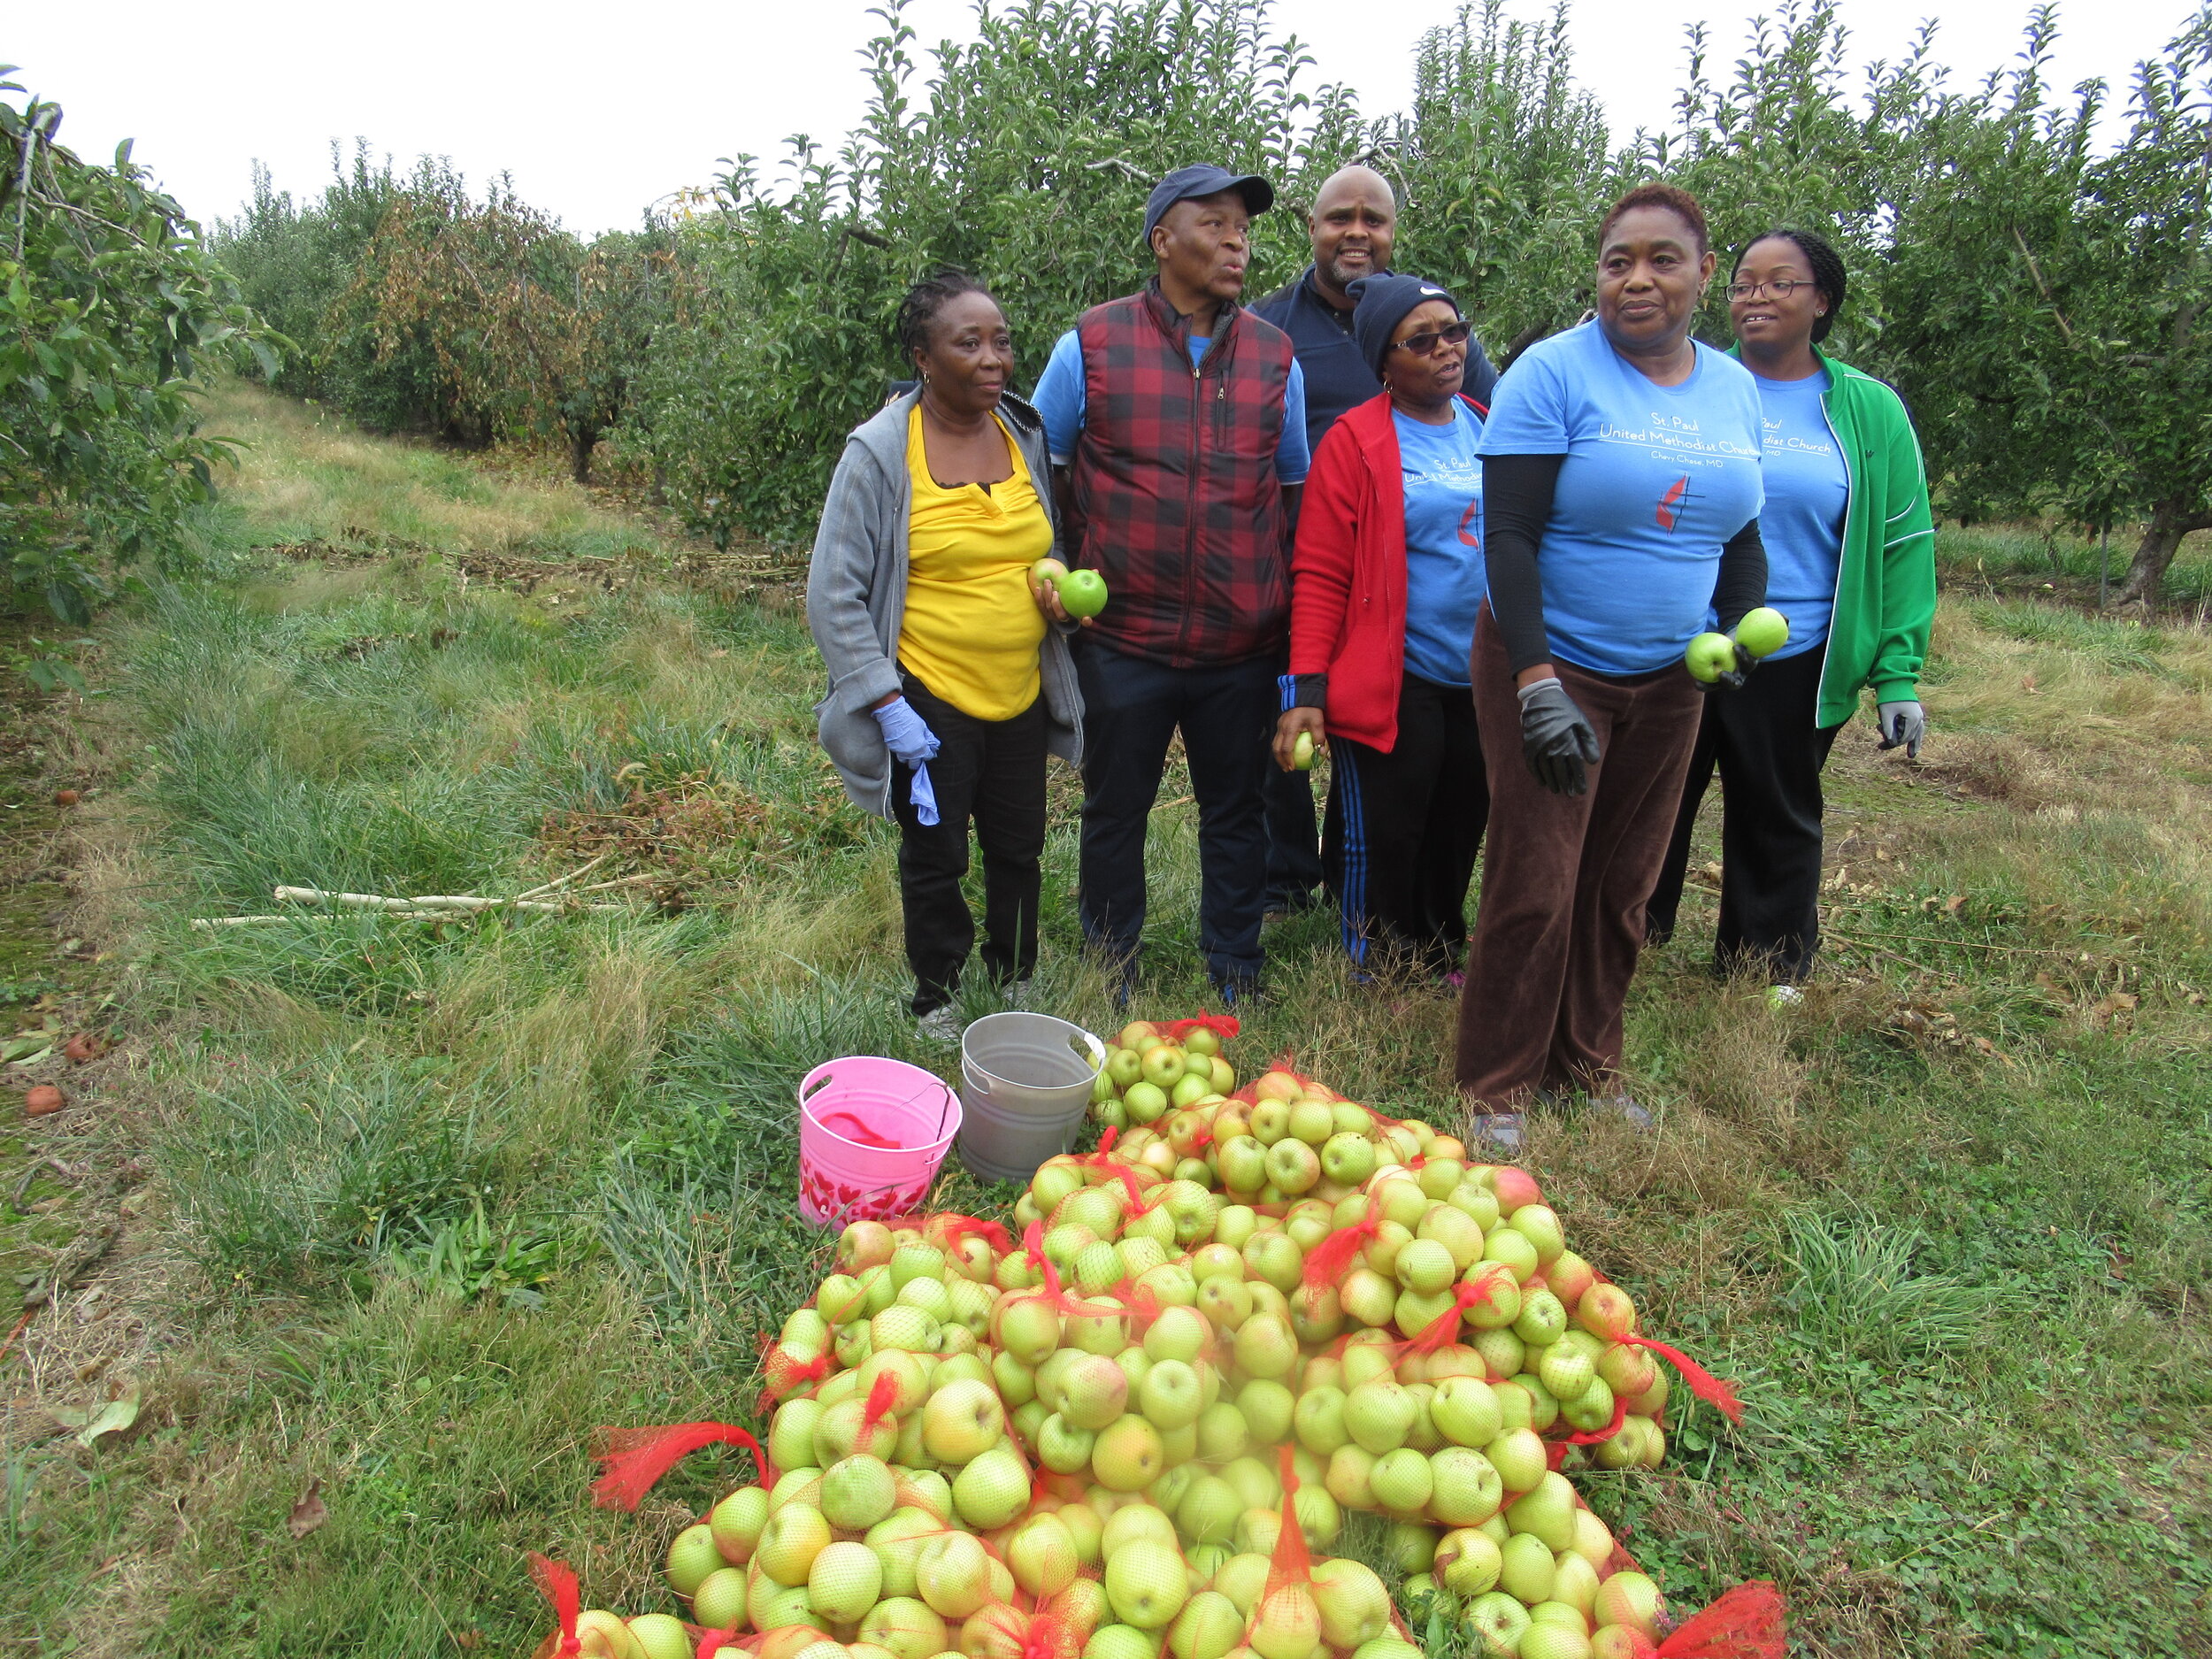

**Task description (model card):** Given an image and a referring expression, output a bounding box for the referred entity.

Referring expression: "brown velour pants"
[1455,611,1704,1105]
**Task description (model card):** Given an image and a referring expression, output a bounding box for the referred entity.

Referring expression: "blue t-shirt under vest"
[1031,328,1310,483]
[1478,320,1765,676]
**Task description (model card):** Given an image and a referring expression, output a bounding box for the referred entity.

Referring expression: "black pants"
[888,672,1049,1017]
[1074,641,1277,987]
[1324,671,1488,979]
[1263,764,1325,911]
[1646,644,1843,983]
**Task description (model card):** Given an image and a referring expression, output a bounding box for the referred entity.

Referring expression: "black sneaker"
[1210,977,1264,1012]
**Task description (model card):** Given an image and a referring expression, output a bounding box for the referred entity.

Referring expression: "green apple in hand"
[1732,605,1789,658]
[1683,631,1740,683]
[1292,731,1316,770]
[1057,568,1110,618]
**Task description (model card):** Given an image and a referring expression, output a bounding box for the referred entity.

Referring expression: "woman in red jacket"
[1273,275,1489,982]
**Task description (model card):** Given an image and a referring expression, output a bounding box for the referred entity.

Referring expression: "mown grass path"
[1,382,2208,1657]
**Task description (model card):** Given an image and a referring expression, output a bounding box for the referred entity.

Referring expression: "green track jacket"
[1732,346,1938,729]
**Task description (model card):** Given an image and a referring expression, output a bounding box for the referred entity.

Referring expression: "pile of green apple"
[536,1054,1731,1659]
[1084,1021,1238,1137]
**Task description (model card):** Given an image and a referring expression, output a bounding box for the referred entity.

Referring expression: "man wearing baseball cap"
[1030,164,1310,1003]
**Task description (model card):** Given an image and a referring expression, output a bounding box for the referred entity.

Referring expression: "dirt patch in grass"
[0,618,192,1493]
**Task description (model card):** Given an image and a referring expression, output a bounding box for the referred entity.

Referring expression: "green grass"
[1938,520,2212,614]
[0,391,2207,1657]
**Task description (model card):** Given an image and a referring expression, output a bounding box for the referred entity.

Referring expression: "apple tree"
[628,0,1363,547]
[0,68,279,622]
[1881,6,2212,610]
[1379,0,1622,362]
[340,175,672,480]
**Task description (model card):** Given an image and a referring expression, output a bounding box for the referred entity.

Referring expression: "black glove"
[1697,637,1756,694]
[1517,677,1601,796]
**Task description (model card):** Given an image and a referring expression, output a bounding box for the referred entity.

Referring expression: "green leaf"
[43,580,93,627]
[50,1386,142,1448]
[23,656,88,694]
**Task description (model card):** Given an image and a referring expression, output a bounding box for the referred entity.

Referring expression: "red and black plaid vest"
[1070,283,1294,668]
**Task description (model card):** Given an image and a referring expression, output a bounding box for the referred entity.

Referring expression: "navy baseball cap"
[1142,165,1275,245]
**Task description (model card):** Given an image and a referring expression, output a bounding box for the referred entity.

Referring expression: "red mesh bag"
[1229,1448,1409,1659]
[1078,1128,1169,1216]
[759,1327,834,1404]
[1616,1332,1744,1425]
[1297,1194,1384,1294]
[527,1555,581,1659]
[1016,1218,1143,1322]
[591,1422,773,1512]
[1158,1012,1241,1044]
[1575,1495,1786,1659]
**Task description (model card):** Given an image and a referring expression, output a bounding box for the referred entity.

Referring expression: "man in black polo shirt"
[1252,164,1502,916]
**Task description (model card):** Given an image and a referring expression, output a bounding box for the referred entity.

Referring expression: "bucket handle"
[803,1072,956,1150]
[962,1023,1105,1096]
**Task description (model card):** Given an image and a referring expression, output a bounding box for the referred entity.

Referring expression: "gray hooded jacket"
[806,388,1084,817]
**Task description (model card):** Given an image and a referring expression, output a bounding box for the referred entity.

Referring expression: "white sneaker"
[1765,984,1805,1009]
[916,1006,962,1045]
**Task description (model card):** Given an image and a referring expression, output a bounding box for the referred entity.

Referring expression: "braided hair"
[1732,228,1847,342]
[895,269,997,368]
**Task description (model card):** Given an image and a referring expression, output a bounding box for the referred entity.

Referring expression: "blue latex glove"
[872,695,941,764]
[872,696,942,826]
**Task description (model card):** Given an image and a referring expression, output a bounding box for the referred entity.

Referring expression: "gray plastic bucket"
[957,1011,1106,1184]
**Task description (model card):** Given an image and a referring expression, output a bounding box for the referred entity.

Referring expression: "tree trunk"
[2115,496,2212,611]
[569,421,600,486]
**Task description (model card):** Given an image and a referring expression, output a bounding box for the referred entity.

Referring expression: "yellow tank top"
[898,404,1054,722]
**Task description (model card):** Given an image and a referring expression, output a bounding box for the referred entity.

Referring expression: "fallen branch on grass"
[273,885,630,915]
[190,911,450,928]
[188,867,655,931]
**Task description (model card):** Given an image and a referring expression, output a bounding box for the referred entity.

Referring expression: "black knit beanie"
[1348,274,1461,381]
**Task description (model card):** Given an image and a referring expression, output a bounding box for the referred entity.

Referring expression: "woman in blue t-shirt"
[1455,183,1769,1144]
[1274,275,1490,982]
[1645,228,1937,992]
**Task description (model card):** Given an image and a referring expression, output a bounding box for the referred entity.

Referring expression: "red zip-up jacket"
[1289,390,1486,752]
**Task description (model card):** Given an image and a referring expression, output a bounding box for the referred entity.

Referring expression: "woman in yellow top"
[809,273,1087,1042]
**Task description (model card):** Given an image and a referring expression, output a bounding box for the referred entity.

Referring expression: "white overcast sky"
[7,0,2194,236]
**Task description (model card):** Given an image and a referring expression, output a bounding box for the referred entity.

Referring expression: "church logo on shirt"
[1457,500,1480,549]
[1655,474,1695,531]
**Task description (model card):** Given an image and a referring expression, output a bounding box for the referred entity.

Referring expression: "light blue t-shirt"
[1737,369,1847,659]
[1031,327,1310,483]
[1478,320,1765,676]
[1395,402,1486,689]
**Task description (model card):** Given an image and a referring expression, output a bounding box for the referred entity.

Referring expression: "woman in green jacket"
[1646,227,1936,988]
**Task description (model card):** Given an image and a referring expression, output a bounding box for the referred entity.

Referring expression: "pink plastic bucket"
[797,1056,962,1227]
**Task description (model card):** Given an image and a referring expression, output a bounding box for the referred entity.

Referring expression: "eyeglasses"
[1392,320,1471,357]
[1726,278,1810,301]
